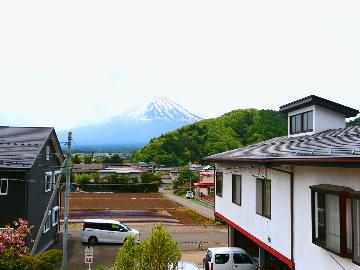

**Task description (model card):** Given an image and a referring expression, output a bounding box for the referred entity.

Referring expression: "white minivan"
[203,247,258,270]
[81,219,140,245]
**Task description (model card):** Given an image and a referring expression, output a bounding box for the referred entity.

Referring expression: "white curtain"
[354,199,360,264]
[326,194,340,253]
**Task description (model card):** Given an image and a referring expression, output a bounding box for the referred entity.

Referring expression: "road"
[54,224,227,269]
[160,189,215,219]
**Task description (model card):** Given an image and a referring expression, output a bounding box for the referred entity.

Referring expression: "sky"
[0,0,360,130]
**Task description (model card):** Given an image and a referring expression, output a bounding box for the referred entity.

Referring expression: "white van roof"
[84,219,121,225]
[207,247,247,253]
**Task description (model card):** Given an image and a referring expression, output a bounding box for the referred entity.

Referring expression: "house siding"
[26,135,61,253]
[0,171,27,227]
[293,166,360,270]
[215,163,292,261]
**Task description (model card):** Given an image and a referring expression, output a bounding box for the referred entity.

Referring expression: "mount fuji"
[58,96,203,150]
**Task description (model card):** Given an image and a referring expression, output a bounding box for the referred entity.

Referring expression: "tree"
[114,225,181,270]
[72,154,82,164]
[139,225,181,270]
[114,236,139,270]
[83,155,94,164]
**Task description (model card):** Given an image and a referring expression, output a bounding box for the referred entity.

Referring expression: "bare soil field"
[61,192,213,225]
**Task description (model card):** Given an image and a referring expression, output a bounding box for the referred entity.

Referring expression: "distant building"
[194,171,214,196]
[72,163,103,176]
[99,166,145,179]
[206,96,360,270]
[0,127,63,254]
[160,174,173,185]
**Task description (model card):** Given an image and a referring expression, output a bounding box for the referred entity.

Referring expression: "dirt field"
[61,192,213,225]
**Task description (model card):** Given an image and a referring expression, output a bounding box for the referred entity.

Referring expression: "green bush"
[31,249,62,270]
[114,225,180,270]
[0,249,61,270]
[114,236,139,270]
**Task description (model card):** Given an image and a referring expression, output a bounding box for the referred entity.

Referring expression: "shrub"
[31,249,62,270]
[114,236,139,270]
[114,225,181,270]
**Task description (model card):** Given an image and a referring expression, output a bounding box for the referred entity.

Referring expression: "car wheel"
[88,236,98,246]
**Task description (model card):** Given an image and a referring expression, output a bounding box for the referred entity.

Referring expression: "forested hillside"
[132,109,287,166]
[347,117,360,127]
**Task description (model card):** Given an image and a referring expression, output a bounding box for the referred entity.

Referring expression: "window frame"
[0,178,8,195]
[216,172,223,197]
[351,192,360,266]
[256,178,271,219]
[45,172,52,192]
[310,185,353,258]
[46,145,50,161]
[290,110,314,135]
[52,206,59,226]
[52,170,61,190]
[43,210,51,233]
[232,174,242,206]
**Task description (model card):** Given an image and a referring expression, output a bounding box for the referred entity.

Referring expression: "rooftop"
[279,95,359,117]
[0,126,62,169]
[205,126,360,165]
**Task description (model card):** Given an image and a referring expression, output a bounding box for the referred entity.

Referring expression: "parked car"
[81,219,140,245]
[170,261,201,270]
[185,190,194,199]
[203,247,258,270]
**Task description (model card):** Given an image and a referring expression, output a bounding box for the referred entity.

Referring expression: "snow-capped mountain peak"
[123,96,203,123]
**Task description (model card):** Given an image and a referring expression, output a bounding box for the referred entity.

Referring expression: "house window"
[45,172,52,192]
[290,110,313,134]
[52,206,59,226]
[256,178,271,219]
[46,145,50,160]
[52,170,61,190]
[0,179,8,195]
[310,185,354,258]
[43,211,51,233]
[352,194,360,265]
[232,175,241,206]
[216,172,223,197]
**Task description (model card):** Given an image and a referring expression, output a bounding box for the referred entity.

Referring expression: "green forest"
[347,117,360,127]
[132,109,288,166]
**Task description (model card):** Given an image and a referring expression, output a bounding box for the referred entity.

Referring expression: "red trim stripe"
[215,212,294,269]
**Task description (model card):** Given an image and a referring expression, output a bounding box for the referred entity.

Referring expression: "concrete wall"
[293,166,360,270]
[215,163,292,261]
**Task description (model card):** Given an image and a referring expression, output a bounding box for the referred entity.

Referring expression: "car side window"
[111,224,120,231]
[215,254,229,264]
[233,253,253,264]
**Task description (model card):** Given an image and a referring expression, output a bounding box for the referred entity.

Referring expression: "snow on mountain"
[122,96,203,122]
[59,96,203,148]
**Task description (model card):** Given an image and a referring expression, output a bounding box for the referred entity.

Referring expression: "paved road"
[54,224,227,269]
[160,189,215,219]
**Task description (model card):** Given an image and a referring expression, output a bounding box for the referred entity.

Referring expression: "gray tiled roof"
[205,126,360,164]
[0,127,56,169]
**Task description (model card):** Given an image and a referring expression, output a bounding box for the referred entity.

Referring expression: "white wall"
[287,105,346,137]
[215,163,292,261]
[293,166,360,270]
[314,105,346,133]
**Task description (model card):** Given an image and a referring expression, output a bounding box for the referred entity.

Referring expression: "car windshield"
[122,223,131,230]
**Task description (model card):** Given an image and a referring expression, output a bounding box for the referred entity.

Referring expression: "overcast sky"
[0,0,360,130]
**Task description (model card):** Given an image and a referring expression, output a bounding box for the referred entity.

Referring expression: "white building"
[205,95,360,270]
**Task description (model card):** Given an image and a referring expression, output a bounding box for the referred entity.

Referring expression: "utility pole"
[62,132,72,270]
